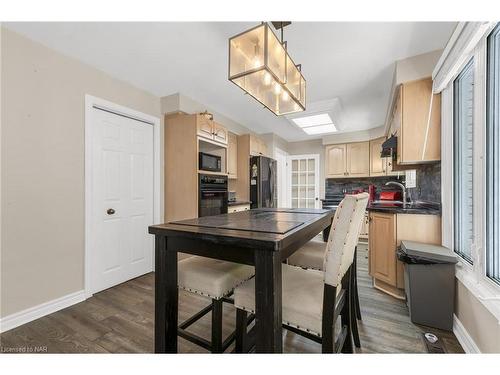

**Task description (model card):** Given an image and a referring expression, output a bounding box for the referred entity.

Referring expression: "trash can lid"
[400,241,458,264]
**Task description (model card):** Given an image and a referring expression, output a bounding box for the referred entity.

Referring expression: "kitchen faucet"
[385,181,408,208]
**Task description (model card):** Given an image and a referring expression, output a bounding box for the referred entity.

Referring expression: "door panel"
[369,137,387,176]
[325,144,346,177]
[197,115,214,140]
[289,155,319,208]
[369,212,397,286]
[347,142,370,177]
[91,108,154,294]
[213,122,228,145]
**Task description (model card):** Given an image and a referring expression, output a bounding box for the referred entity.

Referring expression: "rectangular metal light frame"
[228,23,306,116]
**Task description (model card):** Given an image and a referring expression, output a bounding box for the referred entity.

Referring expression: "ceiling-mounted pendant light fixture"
[228,22,306,116]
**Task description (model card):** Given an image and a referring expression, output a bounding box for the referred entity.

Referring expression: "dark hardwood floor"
[0,244,463,353]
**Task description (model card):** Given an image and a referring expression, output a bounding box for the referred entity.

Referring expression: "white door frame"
[274,147,289,208]
[84,94,161,298]
[287,153,321,208]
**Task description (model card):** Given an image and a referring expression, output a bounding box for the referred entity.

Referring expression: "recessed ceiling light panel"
[292,113,333,128]
[291,113,337,135]
[301,123,337,135]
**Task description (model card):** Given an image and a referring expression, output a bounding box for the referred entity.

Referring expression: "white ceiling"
[5,22,456,141]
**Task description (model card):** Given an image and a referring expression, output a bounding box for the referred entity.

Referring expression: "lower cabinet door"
[369,212,397,286]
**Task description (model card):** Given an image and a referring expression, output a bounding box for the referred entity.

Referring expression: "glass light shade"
[229,23,306,116]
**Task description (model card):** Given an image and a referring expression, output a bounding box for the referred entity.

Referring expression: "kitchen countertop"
[366,201,441,215]
[227,200,251,206]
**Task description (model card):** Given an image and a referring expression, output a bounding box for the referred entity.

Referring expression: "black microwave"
[199,152,222,172]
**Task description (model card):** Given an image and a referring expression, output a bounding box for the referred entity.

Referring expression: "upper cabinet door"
[422,92,441,161]
[369,137,387,176]
[197,115,215,140]
[346,142,370,177]
[399,78,441,164]
[325,144,347,178]
[249,135,266,156]
[213,122,228,145]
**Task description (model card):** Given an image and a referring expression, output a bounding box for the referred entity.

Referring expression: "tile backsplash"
[325,162,441,204]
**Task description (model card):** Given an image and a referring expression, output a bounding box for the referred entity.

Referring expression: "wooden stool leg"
[350,263,361,348]
[341,269,354,354]
[353,247,362,320]
[235,308,247,353]
[321,285,337,354]
[211,299,223,353]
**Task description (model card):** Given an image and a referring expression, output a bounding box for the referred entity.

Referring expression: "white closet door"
[289,154,320,209]
[90,107,154,294]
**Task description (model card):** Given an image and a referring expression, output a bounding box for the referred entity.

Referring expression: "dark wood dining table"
[148,208,334,353]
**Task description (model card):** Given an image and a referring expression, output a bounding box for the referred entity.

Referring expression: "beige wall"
[455,280,500,353]
[0,28,161,318]
[396,49,443,84]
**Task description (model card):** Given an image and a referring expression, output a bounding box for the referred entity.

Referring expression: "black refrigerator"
[249,155,277,209]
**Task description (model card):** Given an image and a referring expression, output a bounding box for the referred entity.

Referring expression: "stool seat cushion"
[178,257,254,299]
[287,237,326,271]
[234,264,339,336]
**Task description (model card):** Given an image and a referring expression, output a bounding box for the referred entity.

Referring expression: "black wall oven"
[199,152,222,173]
[199,174,228,217]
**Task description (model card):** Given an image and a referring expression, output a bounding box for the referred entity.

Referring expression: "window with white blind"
[486,24,500,284]
[453,59,475,263]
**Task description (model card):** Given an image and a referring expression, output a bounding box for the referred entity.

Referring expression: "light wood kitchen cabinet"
[197,115,215,139]
[369,137,387,176]
[369,211,442,299]
[213,122,228,144]
[325,144,347,178]
[227,132,238,179]
[325,142,369,178]
[164,113,228,222]
[249,135,268,157]
[369,212,397,286]
[196,114,228,145]
[234,134,269,201]
[392,77,441,164]
[346,142,370,177]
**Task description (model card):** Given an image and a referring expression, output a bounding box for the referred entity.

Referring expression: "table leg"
[254,249,282,353]
[322,224,331,242]
[154,235,178,353]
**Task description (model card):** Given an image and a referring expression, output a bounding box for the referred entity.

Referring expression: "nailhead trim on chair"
[235,305,322,337]
[179,275,255,300]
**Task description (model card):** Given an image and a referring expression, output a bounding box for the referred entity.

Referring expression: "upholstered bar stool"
[288,216,364,348]
[177,256,254,353]
[234,193,369,353]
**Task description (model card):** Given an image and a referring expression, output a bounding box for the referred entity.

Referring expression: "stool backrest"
[323,193,369,287]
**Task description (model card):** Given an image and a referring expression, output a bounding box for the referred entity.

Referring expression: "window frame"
[438,22,500,323]
[453,57,475,264]
[486,24,500,285]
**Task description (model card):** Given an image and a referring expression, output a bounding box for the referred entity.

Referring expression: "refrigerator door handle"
[269,161,276,208]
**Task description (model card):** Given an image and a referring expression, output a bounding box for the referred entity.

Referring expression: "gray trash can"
[397,241,458,331]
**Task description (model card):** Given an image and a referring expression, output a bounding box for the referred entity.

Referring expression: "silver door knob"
[107,208,115,215]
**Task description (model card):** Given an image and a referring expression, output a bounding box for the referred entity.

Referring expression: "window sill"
[455,262,500,323]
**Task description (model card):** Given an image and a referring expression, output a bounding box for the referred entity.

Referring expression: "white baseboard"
[453,314,481,353]
[0,290,86,333]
